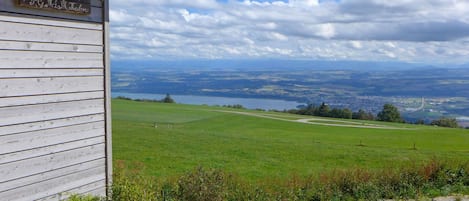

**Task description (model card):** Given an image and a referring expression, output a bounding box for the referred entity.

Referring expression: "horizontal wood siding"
[0,91,104,107]
[0,51,103,68]
[0,13,103,29]
[39,180,107,201]
[0,99,105,129]
[0,114,105,136]
[0,69,104,78]
[0,76,104,97]
[0,159,105,193]
[0,41,103,53]
[0,165,106,200]
[0,122,105,156]
[0,136,105,166]
[0,2,109,199]
[0,21,103,45]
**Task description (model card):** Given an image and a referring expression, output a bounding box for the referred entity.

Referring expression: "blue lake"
[112,92,303,111]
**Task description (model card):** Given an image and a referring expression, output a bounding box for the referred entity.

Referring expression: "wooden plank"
[0,143,105,183]
[0,159,104,193]
[0,76,104,97]
[0,99,105,127]
[39,180,106,201]
[0,165,106,201]
[0,136,104,167]
[0,21,103,45]
[0,136,104,164]
[0,0,103,23]
[0,91,104,108]
[103,2,112,193]
[0,114,105,136]
[0,41,102,53]
[0,12,103,30]
[0,69,103,78]
[0,50,103,68]
[0,122,105,156]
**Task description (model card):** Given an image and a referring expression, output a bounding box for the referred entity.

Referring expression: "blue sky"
[109,0,469,65]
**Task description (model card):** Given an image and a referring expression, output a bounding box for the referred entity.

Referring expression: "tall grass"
[70,159,468,201]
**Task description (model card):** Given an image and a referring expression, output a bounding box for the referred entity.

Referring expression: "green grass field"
[112,99,469,182]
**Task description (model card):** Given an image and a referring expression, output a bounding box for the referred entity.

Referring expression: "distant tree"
[415,119,425,125]
[287,109,299,114]
[287,104,362,120]
[231,104,245,109]
[115,96,132,100]
[317,102,330,117]
[431,117,459,128]
[353,109,367,120]
[342,108,353,119]
[161,93,175,103]
[377,104,403,123]
[331,108,353,119]
[330,108,342,118]
[352,109,374,120]
[297,104,317,116]
[223,104,245,109]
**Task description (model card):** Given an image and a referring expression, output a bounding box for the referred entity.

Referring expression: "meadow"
[112,99,469,182]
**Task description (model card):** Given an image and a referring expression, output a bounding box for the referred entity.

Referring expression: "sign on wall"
[16,0,91,15]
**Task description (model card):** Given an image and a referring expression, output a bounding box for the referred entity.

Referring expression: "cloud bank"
[109,0,469,64]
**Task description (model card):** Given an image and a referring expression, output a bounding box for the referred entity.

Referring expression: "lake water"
[112,92,303,110]
[457,116,469,121]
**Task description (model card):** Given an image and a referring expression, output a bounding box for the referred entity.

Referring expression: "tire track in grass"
[211,110,413,130]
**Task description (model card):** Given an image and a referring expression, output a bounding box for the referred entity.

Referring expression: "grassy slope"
[112,99,469,181]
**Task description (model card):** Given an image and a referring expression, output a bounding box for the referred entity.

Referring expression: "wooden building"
[0,0,111,200]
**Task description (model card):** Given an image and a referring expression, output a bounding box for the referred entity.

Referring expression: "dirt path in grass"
[213,110,411,130]
[296,117,378,125]
[431,196,469,201]
[384,195,469,201]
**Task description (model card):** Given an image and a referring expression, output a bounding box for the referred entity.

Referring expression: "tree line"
[286,102,379,121]
[115,93,175,103]
[285,102,460,128]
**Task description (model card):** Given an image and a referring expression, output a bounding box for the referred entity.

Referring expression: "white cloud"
[109,9,135,24]
[349,41,362,49]
[316,23,336,39]
[289,0,319,7]
[385,42,396,49]
[109,0,469,64]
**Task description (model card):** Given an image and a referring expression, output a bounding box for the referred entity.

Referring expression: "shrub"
[431,117,460,128]
[115,96,132,100]
[68,159,469,201]
[67,194,104,201]
[177,167,226,201]
[111,160,159,201]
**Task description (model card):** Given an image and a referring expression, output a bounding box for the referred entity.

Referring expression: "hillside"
[112,99,469,181]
